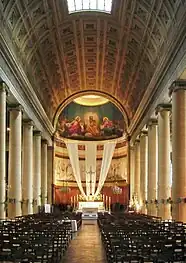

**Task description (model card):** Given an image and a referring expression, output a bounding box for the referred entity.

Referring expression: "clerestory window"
[67,0,112,14]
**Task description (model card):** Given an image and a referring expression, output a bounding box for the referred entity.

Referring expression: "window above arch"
[67,0,113,14]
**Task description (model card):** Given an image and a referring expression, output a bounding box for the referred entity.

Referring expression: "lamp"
[112,183,122,195]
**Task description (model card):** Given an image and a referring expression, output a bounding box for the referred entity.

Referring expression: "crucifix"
[86,166,96,197]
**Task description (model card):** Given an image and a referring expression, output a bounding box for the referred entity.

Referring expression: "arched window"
[67,0,113,14]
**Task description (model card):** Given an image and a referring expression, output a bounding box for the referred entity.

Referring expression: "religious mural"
[56,102,124,141]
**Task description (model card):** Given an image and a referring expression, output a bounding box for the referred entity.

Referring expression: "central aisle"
[62,220,107,263]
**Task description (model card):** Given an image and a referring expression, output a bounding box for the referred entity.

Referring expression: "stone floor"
[62,220,107,263]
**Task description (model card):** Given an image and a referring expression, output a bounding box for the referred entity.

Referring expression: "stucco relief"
[96,158,127,182]
[54,156,127,183]
[54,157,74,182]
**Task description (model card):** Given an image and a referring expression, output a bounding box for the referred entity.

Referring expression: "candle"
[106,196,108,210]
[109,197,111,211]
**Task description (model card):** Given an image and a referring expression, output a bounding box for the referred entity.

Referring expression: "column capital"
[42,139,48,145]
[147,118,158,127]
[8,104,23,112]
[0,81,9,94]
[124,133,131,142]
[23,119,34,127]
[134,139,140,145]
[139,130,148,138]
[155,104,172,115]
[33,130,42,137]
[48,145,54,151]
[169,80,186,96]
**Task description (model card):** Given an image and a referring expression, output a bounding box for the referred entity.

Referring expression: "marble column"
[0,83,7,219]
[33,131,41,213]
[47,145,54,204]
[22,120,33,215]
[139,131,148,214]
[169,80,186,222]
[41,140,48,205]
[8,105,22,218]
[129,145,135,206]
[134,140,140,205]
[147,119,158,217]
[156,104,171,220]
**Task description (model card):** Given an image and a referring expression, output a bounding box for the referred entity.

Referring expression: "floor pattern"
[62,220,107,263]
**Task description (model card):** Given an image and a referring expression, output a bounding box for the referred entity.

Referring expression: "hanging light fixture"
[112,182,122,195]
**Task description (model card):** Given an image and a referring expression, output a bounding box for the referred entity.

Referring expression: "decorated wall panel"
[54,155,128,185]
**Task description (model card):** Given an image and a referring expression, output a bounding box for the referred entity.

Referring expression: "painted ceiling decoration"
[0,0,185,127]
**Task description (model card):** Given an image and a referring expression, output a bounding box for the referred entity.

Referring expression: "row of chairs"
[0,212,81,262]
[98,212,186,263]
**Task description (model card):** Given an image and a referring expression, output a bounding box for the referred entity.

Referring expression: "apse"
[56,95,125,141]
[55,94,126,200]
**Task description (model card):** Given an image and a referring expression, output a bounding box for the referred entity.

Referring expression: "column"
[139,131,148,214]
[129,145,135,206]
[8,105,22,218]
[41,140,48,205]
[147,119,158,217]
[169,80,186,222]
[22,120,33,215]
[33,131,41,213]
[0,82,7,219]
[156,104,171,220]
[47,145,54,204]
[134,140,140,207]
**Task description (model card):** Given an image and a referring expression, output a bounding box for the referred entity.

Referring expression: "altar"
[78,201,105,220]
[78,201,104,210]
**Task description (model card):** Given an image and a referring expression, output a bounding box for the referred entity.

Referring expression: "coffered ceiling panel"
[0,0,185,122]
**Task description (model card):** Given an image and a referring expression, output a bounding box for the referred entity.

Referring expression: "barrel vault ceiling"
[0,0,186,126]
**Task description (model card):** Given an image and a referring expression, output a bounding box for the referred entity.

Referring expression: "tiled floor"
[62,220,107,263]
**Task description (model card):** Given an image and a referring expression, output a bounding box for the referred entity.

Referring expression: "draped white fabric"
[94,141,116,197]
[85,143,97,196]
[65,142,86,197]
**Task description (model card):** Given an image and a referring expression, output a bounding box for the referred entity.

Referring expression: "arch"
[53,90,129,131]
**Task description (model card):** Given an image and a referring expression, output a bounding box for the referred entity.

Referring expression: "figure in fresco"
[85,116,100,137]
[100,117,123,137]
[65,116,84,136]
[100,117,115,136]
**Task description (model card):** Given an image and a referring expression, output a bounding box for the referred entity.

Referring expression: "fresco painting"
[56,101,124,141]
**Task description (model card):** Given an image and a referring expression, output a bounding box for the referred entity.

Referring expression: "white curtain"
[85,142,97,196]
[66,142,86,197]
[95,141,116,197]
